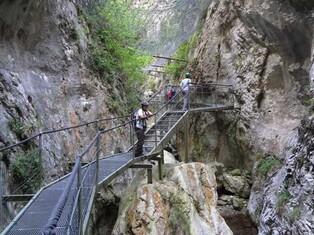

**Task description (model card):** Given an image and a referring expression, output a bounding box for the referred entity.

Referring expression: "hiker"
[171,86,176,99]
[180,72,192,111]
[167,86,176,100]
[167,90,173,100]
[134,100,153,157]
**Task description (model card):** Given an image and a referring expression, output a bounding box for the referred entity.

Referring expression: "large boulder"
[111,162,233,235]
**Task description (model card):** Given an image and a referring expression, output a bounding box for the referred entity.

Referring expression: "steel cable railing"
[0,114,133,191]
[41,119,136,235]
[0,115,134,232]
[129,83,235,153]
[1,84,235,234]
[0,115,131,153]
[129,85,187,154]
[41,94,186,234]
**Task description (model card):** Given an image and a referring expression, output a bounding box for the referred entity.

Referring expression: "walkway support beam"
[184,113,189,163]
[130,164,153,184]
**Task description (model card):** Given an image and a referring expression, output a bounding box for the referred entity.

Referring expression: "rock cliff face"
[111,163,233,235]
[0,0,128,181]
[133,0,212,56]
[185,0,312,166]
[253,116,314,234]
[188,0,314,234]
[1,0,313,234]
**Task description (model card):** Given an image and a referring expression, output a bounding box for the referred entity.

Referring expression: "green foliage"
[86,0,152,79]
[276,189,292,209]
[9,148,41,193]
[85,0,153,113]
[214,52,221,62]
[165,32,200,79]
[256,153,281,176]
[7,118,36,140]
[229,168,242,176]
[106,96,121,114]
[147,80,157,93]
[169,205,190,234]
[289,205,302,222]
[233,54,245,71]
[8,119,27,138]
[304,98,314,107]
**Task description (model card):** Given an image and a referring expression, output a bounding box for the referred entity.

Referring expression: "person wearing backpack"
[180,72,192,111]
[167,86,176,100]
[134,100,153,157]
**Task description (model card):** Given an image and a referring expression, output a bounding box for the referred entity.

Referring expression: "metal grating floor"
[2,152,134,235]
[2,105,233,235]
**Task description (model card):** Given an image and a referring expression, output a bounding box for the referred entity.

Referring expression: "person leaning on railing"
[134,100,153,157]
[180,72,192,111]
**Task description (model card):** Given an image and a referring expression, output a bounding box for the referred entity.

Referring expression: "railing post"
[154,114,157,148]
[158,150,163,180]
[204,84,206,103]
[95,133,101,188]
[184,112,189,163]
[131,124,135,159]
[231,85,235,107]
[77,158,82,235]
[38,133,43,187]
[129,119,132,147]
[147,168,152,184]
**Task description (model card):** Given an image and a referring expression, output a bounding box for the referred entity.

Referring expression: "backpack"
[171,87,176,94]
[167,91,172,99]
[131,109,139,127]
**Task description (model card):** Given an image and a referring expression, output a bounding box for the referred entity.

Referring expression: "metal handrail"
[41,118,134,235]
[131,83,235,151]
[2,83,236,234]
[0,116,130,152]
[0,84,182,153]
[0,83,233,153]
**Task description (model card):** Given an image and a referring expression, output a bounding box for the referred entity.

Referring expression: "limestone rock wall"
[111,163,233,235]
[133,0,212,57]
[0,0,128,181]
[246,113,314,234]
[188,0,314,234]
[185,0,312,167]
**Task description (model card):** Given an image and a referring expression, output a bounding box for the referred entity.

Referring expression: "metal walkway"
[1,153,135,235]
[1,83,235,235]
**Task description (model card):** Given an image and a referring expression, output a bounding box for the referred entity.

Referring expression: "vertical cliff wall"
[188,0,313,233]
[0,0,128,181]
[133,0,212,56]
[182,0,313,166]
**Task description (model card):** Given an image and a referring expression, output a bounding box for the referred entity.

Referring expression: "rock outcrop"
[249,114,314,234]
[0,1,129,181]
[187,0,314,234]
[185,0,312,167]
[111,163,233,235]
[133,0,212,56]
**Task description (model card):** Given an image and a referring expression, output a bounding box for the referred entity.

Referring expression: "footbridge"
[0,83,235,234]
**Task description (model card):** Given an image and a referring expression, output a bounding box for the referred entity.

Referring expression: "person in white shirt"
[134,100,153,157]
[180,72,192,111]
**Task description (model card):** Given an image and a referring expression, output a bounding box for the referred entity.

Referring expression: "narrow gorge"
[0,0,313,234]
